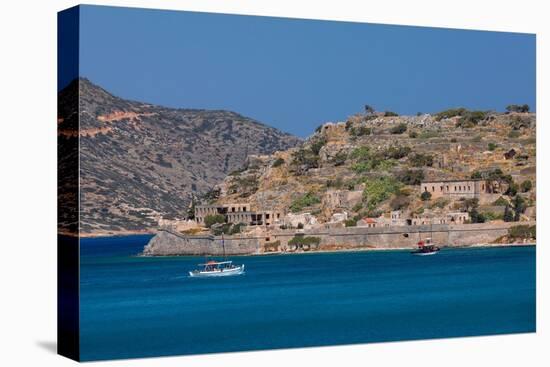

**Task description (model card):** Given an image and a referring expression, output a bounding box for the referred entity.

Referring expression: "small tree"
[506,182,519,196]
[506,104,530,113]
[488,142,497,151]
[503,205,514,222]
[420,191,432,201]
[364,104,375,115]
[512,195,526,221]
[521,180,533,192]
[186,197,196,220]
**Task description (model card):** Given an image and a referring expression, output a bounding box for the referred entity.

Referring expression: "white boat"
[188,234,245,277]
[189,260,245,277]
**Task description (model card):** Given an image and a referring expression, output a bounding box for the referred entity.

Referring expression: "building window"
[440,186,443,191]
[432,186,435,192]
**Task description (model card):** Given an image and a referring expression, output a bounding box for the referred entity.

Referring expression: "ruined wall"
[142,222,535,256]
[142,230,261,256]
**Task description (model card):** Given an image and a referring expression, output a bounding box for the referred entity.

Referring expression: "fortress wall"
[142,230,261,256]
[142,222,535,256]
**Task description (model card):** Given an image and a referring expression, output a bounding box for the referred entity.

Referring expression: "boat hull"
[189,265,245,277]
[412,251,439,256]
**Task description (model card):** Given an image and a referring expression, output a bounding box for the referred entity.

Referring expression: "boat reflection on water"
[189,260,245,277]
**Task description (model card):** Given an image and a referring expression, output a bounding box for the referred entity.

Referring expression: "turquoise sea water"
[79,235,535,361]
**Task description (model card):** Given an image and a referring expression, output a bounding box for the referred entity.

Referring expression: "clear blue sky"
[73,5,536,137]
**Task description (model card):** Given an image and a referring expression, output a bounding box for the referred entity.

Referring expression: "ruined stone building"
[411,211,470,225]
[195,203,283,227]
[420,179,503,201]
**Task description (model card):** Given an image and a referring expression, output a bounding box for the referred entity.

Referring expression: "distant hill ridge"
[58,78,302,234]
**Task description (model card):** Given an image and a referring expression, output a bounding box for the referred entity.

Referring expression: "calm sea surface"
[80,235,535,361]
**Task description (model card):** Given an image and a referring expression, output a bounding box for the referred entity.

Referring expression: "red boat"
[411,237,440,256]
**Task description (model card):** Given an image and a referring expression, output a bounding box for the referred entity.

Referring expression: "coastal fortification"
[142,221,535,256]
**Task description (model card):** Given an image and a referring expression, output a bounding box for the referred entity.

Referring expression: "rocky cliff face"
[57,78,302,234]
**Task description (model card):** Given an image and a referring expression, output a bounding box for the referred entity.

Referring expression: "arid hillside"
[57,78,302,234]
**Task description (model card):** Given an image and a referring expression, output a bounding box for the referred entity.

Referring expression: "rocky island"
[143,105,536,256]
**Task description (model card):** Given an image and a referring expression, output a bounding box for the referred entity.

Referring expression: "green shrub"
[506,104,530,113]
[290,192,321,213]
[345,120,353,131]
[288,235,322,248]
[397,169,425,185]
[350,146,371,160]
[204,214,226,228]
[350,125,372,137]
[229,175,259,197]
[408,131,418,138]
[409,153,434,167]
[344,218,358,227]
[272,157,285,167]
[310,137,327,155]
[508,130,521,139]
[229,222,246,235]
[493,196,509,206]
[390,123,407,134]
[456,111,487,128]
[362,177,402,210]
[469,208,486,223]
[350,146,396,173]
[508,225,536,239]
[483,211,503,221]
[488,142,497,151]
[212,223,232,236]
[503,205,514,222]
[506,182,519,196]
[331,151,348,166]
[384,111,399,117]
[291,148,319,172]
[512,195,526,221]
[420,191,432,201]
[521,180,533,192]
[471,171,482,179]
[384,145,411,159]
[435,107,467,121]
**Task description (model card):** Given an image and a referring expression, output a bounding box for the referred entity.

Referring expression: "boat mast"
[222,233,226,260]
